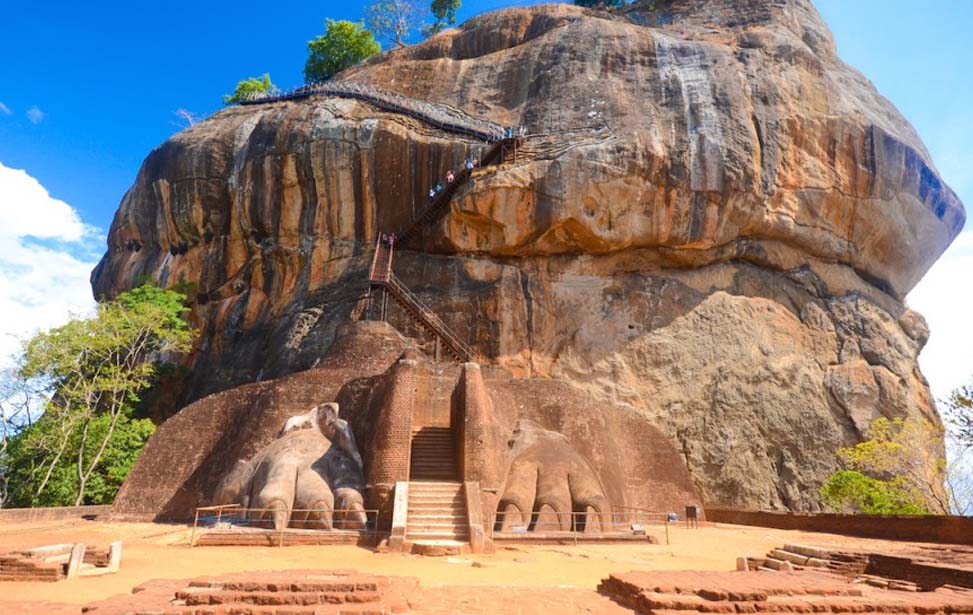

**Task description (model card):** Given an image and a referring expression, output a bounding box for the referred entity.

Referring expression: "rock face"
[94,0,963,511]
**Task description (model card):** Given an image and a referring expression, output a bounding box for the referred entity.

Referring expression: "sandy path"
[0,519,963,610]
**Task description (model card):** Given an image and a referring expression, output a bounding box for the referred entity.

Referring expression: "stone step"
[770,549,810,566]
[763,557,794,571]
[406,524,469,533]
[410,476,459,482]
[410,467,457,475]
[408,481,462,488]
[405,531,470,540]
[784,544,830,559]
[407,513,466,521]
[408,495,464,502]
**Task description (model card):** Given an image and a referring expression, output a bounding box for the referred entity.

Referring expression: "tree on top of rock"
[305,19,381,84]
[366,0,425,48]
[427,0,461,36]
[223,74,277,105]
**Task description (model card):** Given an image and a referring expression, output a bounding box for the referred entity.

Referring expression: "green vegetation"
[305,19,382,84]
[944,379,973,448]
[428,0,462,35]
[818,417,948,515]
[819,470,927,515]
[223,73,277,105]
[0,284,193,508]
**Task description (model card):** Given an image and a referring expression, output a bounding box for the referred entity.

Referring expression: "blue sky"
[1,1,970,232]
[0,0,971,397]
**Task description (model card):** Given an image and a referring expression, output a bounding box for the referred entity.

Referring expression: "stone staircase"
[409,426,457,480]
[405,481,470,547]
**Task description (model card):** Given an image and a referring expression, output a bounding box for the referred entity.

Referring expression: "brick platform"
[598,569,973,614]
[77,569,630,614]
[80,569,417,615]
[192,528,380,548]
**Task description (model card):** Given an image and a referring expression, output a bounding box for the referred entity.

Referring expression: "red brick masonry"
[707,508,973,546]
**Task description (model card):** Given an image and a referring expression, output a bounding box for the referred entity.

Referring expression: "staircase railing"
[381,273,474,362]
[398,136,524,245]
[239,80,504,142]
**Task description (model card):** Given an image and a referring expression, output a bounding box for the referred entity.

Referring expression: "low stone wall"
[708,508,973,545]
[0,505,111,523]
[866,554,973,590]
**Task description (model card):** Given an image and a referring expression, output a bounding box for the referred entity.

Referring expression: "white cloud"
[0,102,11,116]
[26,106,44,125]
[907,231,973,402]
[0,162,100,367]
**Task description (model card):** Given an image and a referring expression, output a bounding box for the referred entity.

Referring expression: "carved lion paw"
[215,428,366,531]
[495,420,609,533]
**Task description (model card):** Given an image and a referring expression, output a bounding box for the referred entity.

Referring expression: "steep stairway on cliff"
[366,237,475,362]
[397,135,524,246]
[409,427,458,481]
[405,481,469,544]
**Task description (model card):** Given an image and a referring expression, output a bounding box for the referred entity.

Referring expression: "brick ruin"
[113,321,701,551]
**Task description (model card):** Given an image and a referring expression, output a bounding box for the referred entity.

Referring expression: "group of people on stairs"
[429,155,479,201]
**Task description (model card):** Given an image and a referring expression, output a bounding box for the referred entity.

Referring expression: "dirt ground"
[0,518,967,613]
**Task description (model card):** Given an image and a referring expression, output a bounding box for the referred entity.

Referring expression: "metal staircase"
[364,133,526,362]
[366,237,475,362]
[397,136,523,246]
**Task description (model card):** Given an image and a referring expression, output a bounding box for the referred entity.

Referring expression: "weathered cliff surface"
[92,0,963,510]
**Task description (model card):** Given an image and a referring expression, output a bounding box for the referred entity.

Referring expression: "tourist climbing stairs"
[397,135,524,246]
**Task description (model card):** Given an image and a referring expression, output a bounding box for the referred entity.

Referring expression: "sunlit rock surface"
[93,0,963,510]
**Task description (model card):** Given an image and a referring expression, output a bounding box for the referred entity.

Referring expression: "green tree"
[819,470,927,515]
[943,379,973,448]
[223,73,276,105]
[818,417,948,515]
[366,0,424,48]
[427,0,461,36]
[1,284,193,507]
[305,20,382,84]
[4,412,155,507]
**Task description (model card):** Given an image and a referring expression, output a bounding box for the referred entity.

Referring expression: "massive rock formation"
[95,0,964,511]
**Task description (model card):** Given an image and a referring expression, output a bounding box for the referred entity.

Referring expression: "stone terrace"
[598,569,973,614]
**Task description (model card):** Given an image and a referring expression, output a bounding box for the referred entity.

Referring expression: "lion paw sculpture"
[214,403,366,531]
[495,420,609,533]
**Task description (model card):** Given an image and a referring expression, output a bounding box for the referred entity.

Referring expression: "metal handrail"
[490,509,670,545]
[384,273,474,361]
[368,236,394,282]
[190,506,381,547]
[398,136,520,245]
[239,80,506,142]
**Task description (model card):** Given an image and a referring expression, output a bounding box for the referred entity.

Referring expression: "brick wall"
[866,554,973,590]
[708,508,973,546]
[365,358,415,488]
[0,505,110,523]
